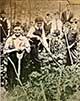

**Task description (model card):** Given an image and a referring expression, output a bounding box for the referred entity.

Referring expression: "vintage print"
[0,0,80,101]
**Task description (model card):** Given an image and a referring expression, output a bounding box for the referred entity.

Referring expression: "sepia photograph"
[0,0,80,101]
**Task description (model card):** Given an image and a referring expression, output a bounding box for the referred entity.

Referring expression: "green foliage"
[2,40,80,101]
[6,61,80,101]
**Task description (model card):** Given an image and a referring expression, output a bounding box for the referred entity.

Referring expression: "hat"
[0,10,6,14]
[35,16,44,23]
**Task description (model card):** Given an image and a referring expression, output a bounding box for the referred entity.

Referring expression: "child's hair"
[35,16,44,23]
[13,21,22,29]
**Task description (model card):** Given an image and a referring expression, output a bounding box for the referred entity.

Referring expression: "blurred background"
[0,0,80,26]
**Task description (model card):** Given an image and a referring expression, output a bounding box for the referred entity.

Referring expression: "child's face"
[1,13,6,18]
[13,26,22,36]
[36,22,42,28]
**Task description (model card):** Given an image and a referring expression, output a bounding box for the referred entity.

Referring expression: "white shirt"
[4,34,31,54]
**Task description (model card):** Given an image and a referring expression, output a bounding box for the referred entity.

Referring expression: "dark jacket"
[0,17,8,42]
[61,11,73,24]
